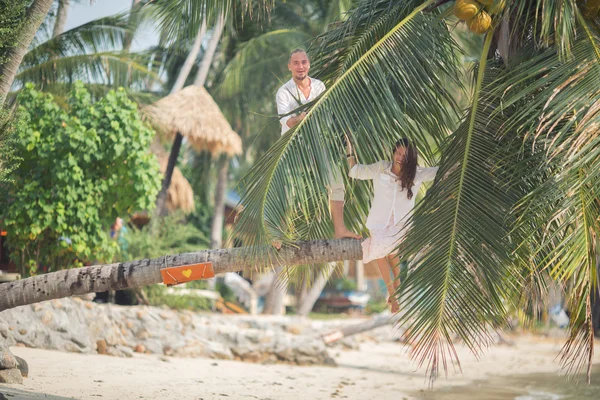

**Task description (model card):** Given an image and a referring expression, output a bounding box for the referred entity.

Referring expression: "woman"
[347,138,438,312]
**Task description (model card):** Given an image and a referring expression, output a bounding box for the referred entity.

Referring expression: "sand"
[2,334,599,400]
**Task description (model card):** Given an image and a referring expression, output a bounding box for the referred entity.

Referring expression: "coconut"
[485,0,506,15]
[454,0,480,21]
[467,11,492,34]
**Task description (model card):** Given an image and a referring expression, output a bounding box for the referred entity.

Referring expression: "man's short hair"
[289,48,308,62]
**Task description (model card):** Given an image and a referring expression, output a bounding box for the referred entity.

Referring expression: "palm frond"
[393,31,519,382]
[513,0,579,58]
[145,0,274,44]
[24,13,131,68]
[13,52,160,94]
[215,29,312,99]
[8,12,160,97]
[491,9,600,379]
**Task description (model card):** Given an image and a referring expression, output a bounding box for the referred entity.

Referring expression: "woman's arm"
[346,137,383,180]
[346,138,357,169]
[417,166,439,182]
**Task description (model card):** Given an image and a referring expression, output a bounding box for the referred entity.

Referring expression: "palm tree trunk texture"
[155,131,183,216]
[210,155,229,249]
[51,0,70,38]
[123,0,142,52]
[170,17,207,94]
[262,266,287,315]
[0,0,55,105]
[296,263,337,316]
[193,10,224,87]
[0,239,362,312]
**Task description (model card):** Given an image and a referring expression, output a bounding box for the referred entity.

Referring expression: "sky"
[65,0,159,51]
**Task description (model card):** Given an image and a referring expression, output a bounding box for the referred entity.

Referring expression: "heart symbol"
[182,269,192,278]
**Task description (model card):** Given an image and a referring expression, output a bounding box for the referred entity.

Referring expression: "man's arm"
[276,89,305,130]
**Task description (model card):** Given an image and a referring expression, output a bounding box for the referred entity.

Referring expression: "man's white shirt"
[276,77,326,135]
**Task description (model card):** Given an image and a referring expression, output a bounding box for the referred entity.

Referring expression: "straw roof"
[156,153,195,214]
[145,86,242,156]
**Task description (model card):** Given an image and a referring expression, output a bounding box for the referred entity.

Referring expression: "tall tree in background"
[52,0,71,38]
[0,0,55,104]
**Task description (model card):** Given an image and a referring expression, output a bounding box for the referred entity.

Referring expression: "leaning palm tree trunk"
[0,0,54,105]
[0,239,362,312]
[51,0,70,38]
[297,263,336,316]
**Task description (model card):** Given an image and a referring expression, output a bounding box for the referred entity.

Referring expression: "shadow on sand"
[412,365,600,400]
[0,386,76,400]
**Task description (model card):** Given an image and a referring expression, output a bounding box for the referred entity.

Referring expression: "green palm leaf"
[9,13,159,99]
[393,31,520,380]
[215,29,313,99]
[490,7,600,380]
[145,0,274,44]
[513,0,579,58]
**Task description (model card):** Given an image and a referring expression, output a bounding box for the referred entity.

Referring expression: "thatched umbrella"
[145,85,242,156]
[130,151,195,228]
[156,154,195,213]
[144,85,243,223]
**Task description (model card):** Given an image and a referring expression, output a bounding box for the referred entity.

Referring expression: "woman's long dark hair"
[392,138,418,199]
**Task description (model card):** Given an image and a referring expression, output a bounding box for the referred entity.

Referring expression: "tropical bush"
[0,82,161,275]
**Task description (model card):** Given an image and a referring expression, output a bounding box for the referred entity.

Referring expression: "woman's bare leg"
[376,257,399,313]
[387,253,402,293]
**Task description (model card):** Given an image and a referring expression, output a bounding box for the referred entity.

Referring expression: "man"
[276,49,360,240]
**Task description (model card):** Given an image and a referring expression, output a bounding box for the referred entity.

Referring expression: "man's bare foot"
[390,301,400,314]
[334,228,362,240]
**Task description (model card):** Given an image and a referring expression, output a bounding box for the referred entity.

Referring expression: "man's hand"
[286,111,307,128]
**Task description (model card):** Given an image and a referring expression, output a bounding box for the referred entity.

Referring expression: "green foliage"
[123,213,210,262]
[365,300,388,315]
[144,284,212,311]
[0,82,161,275]
[216,281,236,303]
[6,12,160,106]
[327,277,357,291]
[0,0,28,67]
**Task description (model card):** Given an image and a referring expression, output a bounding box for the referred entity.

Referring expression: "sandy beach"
[3,333,599,400]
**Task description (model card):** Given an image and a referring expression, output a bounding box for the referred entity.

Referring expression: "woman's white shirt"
[348,160,438,230]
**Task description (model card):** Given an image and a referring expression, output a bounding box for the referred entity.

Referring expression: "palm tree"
[0,0,55,104]
[52,0,71,38]
[233,0,600,382]
[2,10,163,106]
